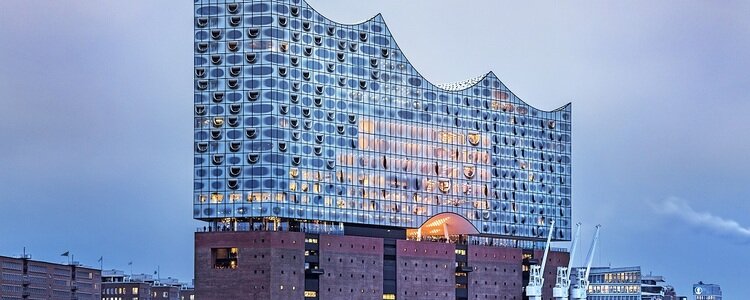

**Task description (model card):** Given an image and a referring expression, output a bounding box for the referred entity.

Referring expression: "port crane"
[571,225,601,300]
[525,219,555,300]
[552,222,582,300]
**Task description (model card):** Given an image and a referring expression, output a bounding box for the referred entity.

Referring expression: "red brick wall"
[467,245,524,300]
[533,250,570,300]
[195,231,304,300]
[318,234,384,300]
[396,240,455,300]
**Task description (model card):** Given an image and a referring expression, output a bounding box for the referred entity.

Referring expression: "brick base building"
[195,228,568,300]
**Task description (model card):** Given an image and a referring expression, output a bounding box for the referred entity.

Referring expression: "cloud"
[652,197,750,242]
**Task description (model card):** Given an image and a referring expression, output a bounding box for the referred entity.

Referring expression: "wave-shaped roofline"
[301,0,571,113]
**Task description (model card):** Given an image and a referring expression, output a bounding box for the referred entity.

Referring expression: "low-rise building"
[572,266,682,300]
[0,254,101,300]
[101,270,189,300]
[693,282,721,300]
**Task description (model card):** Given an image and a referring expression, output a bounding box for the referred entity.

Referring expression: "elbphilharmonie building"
[193,0,572,299]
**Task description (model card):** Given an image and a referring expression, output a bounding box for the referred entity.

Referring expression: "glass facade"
[193,0,572,241]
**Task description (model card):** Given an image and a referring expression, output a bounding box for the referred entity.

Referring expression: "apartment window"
[212,247,239,269]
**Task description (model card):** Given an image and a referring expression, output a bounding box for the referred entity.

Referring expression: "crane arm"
[539,219,556,279]
[583,225,601,282]
[566,222,582,271]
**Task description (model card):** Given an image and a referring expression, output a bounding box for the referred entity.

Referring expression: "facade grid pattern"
[193,0,572,241]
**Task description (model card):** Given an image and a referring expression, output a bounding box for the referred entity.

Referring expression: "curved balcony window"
[229,16,242,27]
[229,104,241,114]
[195,142,208,153]
[348,114,357,124]
[195,68,206,78]
[315,85,324,95]
[303,47,312,56]
[227,116,239,127]
[291,32,300,42]
[229,66,241,77]
[302,71,311,81]
[227,79,239,89]
[302,108,311,118]
[227,41,239,52]
[292,131,300,141]
[227,3,240,14]
[313,97,322,107]
[313,146,322,156]
[279,105,289,115]
[227,179,239,190]
[245,128,257,139]
[278,16,288,27]
[290,56,299,66]
[292,82,301,91]
[290,94,299,103]
[290,6,300,16]
[278,67,287,77]
[359,80,367,90]
[212,155,224,165]
[548,120,556,129]
[292,156,301,166]
[247,91,259,101]
[212,92,224,103]
[336,52,345,62]
[303,120,312,130]
[468,132,481,146]
[195,105,206,115]
[196,17,208,28]
[302,21,311,31]
[381,48,390,58]
[326,63,335,73]
[245,53,257,64]
[337,40,346,50]
[210,130,222,140]
[349,43,358,52]
[212,117,224,127]
[211,29,222,40]
[371,71,379,80]
[337,77,346,86]
[326,160,335,170]
[278,142,287,152]
[211,55,222,65]
[247,28,260,38]
[326,26,335,36]
[438,179,451,193]
[279,42,289,52]
[314,36,322,45]
[315,134,324,144]
[336,125,345,134]
[229,142,241,152]
[290,119,299,128]
[359,32,368,42]
[463,165,476,179]
[196,42,208,53]
[326,112,334,121]
[247,154,259,164]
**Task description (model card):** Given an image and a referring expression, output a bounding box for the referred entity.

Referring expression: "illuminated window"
[212,248,238,269]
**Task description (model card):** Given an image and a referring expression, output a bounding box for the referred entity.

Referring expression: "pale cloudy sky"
[1,0,748,297]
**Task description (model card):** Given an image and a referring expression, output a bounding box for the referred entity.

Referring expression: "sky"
[1,0,749,297]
